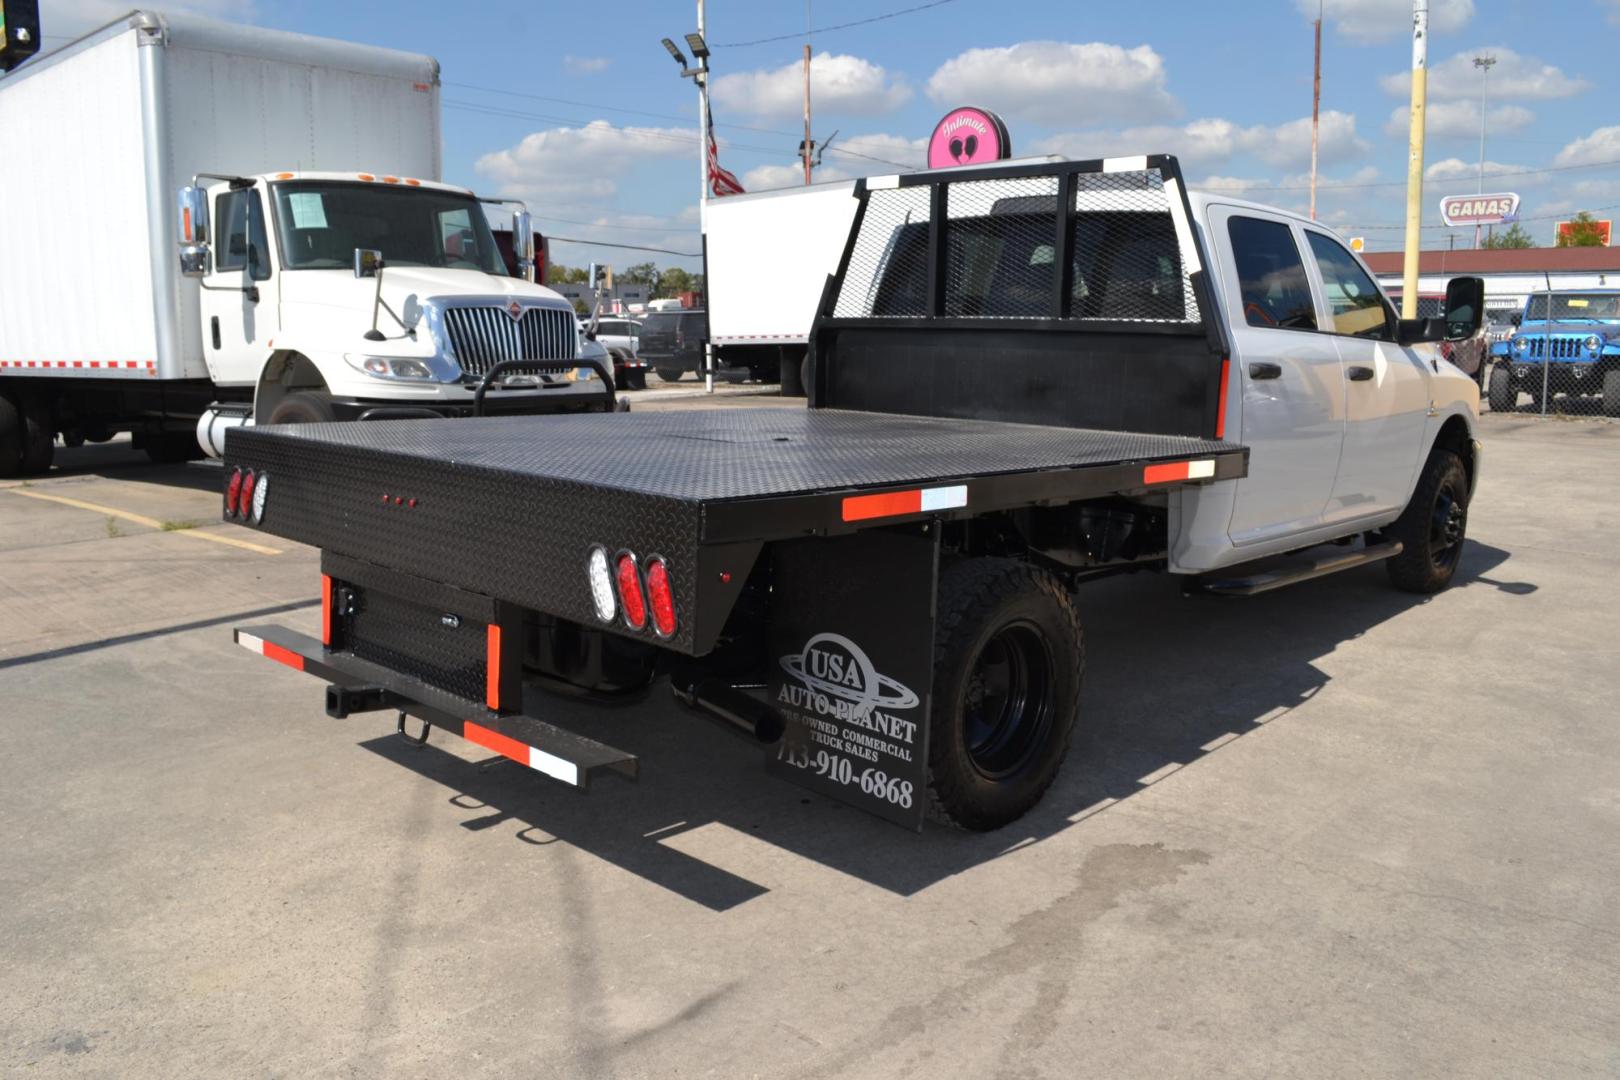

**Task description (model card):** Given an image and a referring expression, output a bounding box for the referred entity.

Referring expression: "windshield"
[270,182,507,274]
[1524,293,1620,321]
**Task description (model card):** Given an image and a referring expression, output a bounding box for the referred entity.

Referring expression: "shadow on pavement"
[356,539,1528,910]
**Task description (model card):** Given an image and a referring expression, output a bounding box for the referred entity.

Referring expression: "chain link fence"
[1479,289,1619,418]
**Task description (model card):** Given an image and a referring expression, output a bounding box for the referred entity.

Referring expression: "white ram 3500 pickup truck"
[0,11,601,476]
[226,157,1486,832]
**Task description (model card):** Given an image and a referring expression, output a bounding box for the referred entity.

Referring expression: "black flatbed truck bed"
[229,154,1251,831]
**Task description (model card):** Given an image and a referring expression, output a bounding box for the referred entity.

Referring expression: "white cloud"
[1381,47,1589,101]
[475,120,694,203]
[1424,157,1529,183]
[1032,111,1369,174]
[1385,101,1533,139]
[741,163,851,192]
[562,55,610,76]
[926,41,1177,126]
[1302,0,1474,43]
[711,52,911,121]
[41,0,253,38]
[1554,125,1620,167]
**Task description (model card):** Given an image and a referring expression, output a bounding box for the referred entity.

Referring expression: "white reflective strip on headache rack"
[1102,155,1149,173]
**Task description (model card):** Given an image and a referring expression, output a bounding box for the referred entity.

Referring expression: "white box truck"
[704,179,859,390]
[0,10,603,476]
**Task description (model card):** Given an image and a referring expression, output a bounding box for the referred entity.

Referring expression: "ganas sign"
[1439,192,1521,227]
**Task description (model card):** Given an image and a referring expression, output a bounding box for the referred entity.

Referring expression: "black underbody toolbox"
[225,408,1244,656]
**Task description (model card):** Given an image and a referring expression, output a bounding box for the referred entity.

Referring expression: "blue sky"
[40,0,1620,269]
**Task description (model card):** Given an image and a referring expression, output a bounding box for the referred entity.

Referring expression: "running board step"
[1190,540,1403,597]
[233,624,638,788]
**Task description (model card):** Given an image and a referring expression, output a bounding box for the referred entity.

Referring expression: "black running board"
[1191,540,1403,597]
[234,624,638,788]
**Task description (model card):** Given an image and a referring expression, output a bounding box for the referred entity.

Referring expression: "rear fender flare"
[254,349,331,422]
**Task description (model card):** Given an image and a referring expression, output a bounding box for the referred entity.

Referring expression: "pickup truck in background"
[227,156,1484,832]
[1487,289,1620,416]
[0,11,603,477]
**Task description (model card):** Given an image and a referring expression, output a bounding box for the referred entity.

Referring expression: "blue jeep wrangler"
[1488,289,1620,415]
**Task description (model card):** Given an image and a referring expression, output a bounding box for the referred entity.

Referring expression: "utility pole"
[802,44,813,185]
[1473,54,1496,249]
[1400,0,1428,320]
[695,0,713,392]
[1309,0,1322,220]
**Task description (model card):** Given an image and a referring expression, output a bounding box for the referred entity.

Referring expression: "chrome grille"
[442,305,577,376]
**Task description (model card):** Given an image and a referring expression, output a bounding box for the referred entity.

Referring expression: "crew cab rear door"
[1300,229,1429,523]
[1209,206,1344,544]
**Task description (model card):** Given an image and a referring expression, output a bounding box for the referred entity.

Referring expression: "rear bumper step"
[235,625,638,789]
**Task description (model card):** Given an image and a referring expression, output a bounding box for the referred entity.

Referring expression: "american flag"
[707,104,745,198]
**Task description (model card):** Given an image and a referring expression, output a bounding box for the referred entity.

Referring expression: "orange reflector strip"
[1144,461,1193,484]
[1215,357,1230,440]
[486,623,502,711]
[382,175,400,184]
[263,641,305,671]
[842,489,922,522]
[321,574,333,646]
[405,177,421,186]
[357,173,375,181]
[275,172,294,180]
[464,720,528,765]
[182,207,192,242]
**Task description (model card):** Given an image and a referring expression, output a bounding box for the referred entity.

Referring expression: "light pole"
[1473,54,1496,249]
[660,6,715,392]
[1399,0,1428,320]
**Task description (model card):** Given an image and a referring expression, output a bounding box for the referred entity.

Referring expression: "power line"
[710,0,960,47]
[534,214,698,234]
[1337,202,1620,231]
[1249,156,1620,193]
[547,236,700,257]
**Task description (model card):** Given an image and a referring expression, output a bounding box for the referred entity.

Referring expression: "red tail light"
[225,467,244,518]
[645,558,676,637]
[237,470,257,518]
[616,553,647,630]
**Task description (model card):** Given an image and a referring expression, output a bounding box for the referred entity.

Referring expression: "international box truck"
[0,10,606,476]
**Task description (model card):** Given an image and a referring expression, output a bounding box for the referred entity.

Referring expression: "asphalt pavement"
[1,407,1617,1078]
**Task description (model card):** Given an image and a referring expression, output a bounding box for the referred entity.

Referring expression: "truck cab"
[1487,289,1620,415]
[183,171,601,431]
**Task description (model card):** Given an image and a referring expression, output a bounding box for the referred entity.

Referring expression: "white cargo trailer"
[0,10,596,475]
[704,179,859,389]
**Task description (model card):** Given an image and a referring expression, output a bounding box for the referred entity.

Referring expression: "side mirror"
[353,248,384,278]
[177,185,210,278]
[1443,276,1485,341]
[512,210,535,283]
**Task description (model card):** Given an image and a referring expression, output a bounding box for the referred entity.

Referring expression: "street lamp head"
[660,37,688,67]
[1472,54,1496,71]
[683,32,710,60]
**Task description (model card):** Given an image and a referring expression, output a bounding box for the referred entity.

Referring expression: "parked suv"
[1487,289,1620,415]
[637,309,708,382]
[590,317,648,390]
[1409,295,1488,387]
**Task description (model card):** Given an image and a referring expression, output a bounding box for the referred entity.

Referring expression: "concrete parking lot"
[2,407,1617,1078]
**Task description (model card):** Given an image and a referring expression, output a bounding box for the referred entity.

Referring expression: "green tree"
[1556,211,1609,248]
[619,261,658,284]
[547,263,589,284]
[657,266,695,297]
[1481,222,1533,249]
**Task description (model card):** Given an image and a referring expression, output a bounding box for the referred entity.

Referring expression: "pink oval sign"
[926,106,1011,169]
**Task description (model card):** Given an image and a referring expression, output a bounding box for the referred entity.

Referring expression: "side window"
[1306,232,1392,340]
[1226,216,1316,331]
[214,190,271,281]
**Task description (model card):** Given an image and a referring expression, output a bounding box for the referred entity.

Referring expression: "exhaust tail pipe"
[672,676,785,744]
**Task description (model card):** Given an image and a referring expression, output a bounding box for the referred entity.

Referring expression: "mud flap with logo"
[767,527,938,830]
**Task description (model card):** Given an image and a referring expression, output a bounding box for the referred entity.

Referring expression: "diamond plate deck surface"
[233,408,1235,502]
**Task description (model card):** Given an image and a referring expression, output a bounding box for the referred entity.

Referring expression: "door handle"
[1248,362,1282,380]
[1347,365,1375,381]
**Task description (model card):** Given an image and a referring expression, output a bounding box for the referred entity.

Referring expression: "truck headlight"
[345,355,438,381]
[1512,337,1529,354]
[1585,335,1603,352]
